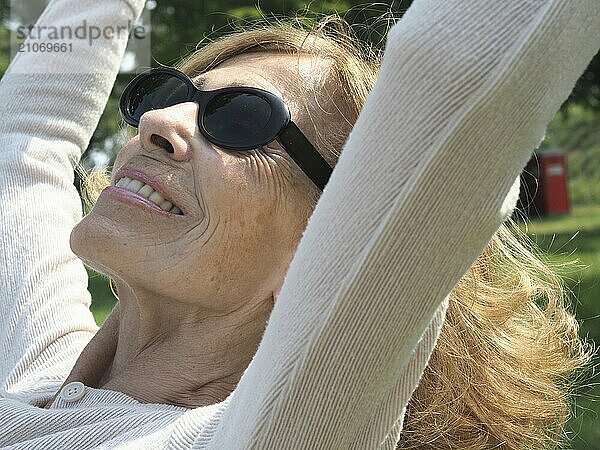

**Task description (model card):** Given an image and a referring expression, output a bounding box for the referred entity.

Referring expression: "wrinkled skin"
[58,52,339,408]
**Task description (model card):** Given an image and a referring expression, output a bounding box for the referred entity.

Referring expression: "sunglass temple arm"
[277,122,333,191]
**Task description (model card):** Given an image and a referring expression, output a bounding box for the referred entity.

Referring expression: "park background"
[1,0,599,448]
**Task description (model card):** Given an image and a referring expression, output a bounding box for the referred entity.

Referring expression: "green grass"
[521,204,600,235]
[519,204,600,450]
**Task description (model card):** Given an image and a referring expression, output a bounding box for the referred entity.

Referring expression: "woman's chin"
[70,210,128,278]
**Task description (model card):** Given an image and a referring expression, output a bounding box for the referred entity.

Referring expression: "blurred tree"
[566,50,600,112]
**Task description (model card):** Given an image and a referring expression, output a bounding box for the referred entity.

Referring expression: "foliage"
[0,25,9,74]
[540,104,600,206]
[568,147,600,207]
[567,49,600,112]
[543,104,600,151]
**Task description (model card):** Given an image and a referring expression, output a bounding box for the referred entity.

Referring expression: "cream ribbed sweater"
[0,0,598,448]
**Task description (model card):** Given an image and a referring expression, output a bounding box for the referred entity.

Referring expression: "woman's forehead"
[192,52,330,94]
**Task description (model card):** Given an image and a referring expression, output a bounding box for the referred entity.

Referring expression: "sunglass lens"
[127,73,191,123]
[204,92,272,148]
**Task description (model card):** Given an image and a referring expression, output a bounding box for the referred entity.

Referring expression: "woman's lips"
[102,186,185,218]
[115,176,183,214]
[113,166,181,212]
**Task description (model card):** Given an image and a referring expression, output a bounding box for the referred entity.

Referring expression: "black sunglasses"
[119,67,333,191]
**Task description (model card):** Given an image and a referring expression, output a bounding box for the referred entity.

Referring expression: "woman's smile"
[103,185,184,218]
[113,166,183,212]
[114,176,183,214]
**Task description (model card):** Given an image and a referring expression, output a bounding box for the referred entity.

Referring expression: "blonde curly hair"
[79,12,595,449]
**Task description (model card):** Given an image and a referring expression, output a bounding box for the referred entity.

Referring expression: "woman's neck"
[60,282,273,409]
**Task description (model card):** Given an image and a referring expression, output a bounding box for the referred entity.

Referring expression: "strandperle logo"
[16,20,148,47]
[9,0,152,73]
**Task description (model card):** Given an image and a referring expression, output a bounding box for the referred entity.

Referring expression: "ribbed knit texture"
[0,0,598,448]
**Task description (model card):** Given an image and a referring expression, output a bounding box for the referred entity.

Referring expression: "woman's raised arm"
[0,0,144,400]
[202,0,600,448]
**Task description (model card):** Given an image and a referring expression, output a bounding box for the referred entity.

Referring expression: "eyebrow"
[192,77,258,90]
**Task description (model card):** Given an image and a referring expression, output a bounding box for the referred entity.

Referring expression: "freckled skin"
[62,52,335,408]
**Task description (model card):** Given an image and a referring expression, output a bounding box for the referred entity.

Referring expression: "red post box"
[519,149,570,218]
[538,149,570,215]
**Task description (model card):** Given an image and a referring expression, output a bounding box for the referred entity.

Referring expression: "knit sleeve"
[203,1,600,448]
[0,0,145,398]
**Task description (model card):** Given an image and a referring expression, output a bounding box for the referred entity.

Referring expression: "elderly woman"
[0,0,598,448]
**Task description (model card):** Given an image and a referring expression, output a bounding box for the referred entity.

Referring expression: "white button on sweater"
[0,0,598,448]
[59,381,86,402]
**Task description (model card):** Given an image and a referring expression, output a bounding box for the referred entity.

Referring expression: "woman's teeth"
[115,176,183,214]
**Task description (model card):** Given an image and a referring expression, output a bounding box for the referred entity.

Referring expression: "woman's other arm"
[204,1,600,448]
[0,0,145,399]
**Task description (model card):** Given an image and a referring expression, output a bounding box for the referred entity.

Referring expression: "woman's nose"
[138,102,199,162]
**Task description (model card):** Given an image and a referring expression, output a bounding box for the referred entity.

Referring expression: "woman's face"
[71,52,328,313]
